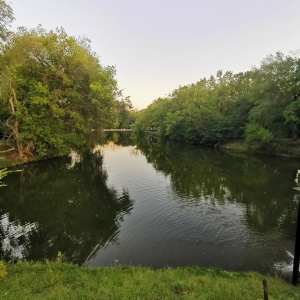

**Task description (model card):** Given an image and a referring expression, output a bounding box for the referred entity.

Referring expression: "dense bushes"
[134,52,300,145]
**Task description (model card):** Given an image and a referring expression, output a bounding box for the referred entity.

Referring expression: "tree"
[134,51,300,145]
[134,97,171,136]
[164,81,212,143]
[135,71,253,145]
[0,0,14,43]
[0,27,118,159]
[0,0,13,138]
[247,51,300,139]
[282,55,300,138]
[113,95,135,128]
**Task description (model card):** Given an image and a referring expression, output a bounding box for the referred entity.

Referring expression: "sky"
[10,0,300,109]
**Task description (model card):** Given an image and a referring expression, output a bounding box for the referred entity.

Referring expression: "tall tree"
[248,52,300,139]
[113,95,134,128]
[0,27,118,159]
[0,0,14,43]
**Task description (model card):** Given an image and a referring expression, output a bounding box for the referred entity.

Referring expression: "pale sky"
[10,0,300,109]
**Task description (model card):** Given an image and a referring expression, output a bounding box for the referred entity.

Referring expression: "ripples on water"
[1,133,300,279]
[274,251,294,276]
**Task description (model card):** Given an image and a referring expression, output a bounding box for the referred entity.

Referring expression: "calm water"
[1,132,300,277]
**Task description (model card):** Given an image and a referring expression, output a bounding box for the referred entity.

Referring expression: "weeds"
[0,262,299,300]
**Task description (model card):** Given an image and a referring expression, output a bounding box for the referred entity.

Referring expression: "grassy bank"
[220,139,300,158]
[0,261,299,300]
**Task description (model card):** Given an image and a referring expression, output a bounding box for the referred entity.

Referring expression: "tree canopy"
[0,26,124,159]
[0,1,134,160]
[0,0,14,43]
[134,51,300,145]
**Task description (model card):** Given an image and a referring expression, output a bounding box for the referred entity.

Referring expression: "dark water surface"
[1,133,300,277]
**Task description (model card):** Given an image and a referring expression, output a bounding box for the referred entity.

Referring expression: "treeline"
[134,51,300,146]
[0,1,133,160]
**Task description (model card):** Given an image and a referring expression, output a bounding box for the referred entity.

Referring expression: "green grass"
[0,261,300,300]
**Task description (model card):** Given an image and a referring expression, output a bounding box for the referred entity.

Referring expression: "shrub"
[245,123,274,143]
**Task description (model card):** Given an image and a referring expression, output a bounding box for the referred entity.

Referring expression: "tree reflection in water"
[1,132,300,273]
[135,136,300,237]
[0,148,133,264]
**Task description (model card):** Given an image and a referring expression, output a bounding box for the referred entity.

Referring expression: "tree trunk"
[7,84,25,158]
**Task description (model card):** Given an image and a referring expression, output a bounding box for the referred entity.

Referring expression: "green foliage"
[245,123,274,143]
[135,71,254,144]
[0,0,14,43]
[134,51,300,145]
[0,26,119,158]
[134,97,171,136]
[284,100,300,124]
[248,51,300,138]
[113,96,135,128]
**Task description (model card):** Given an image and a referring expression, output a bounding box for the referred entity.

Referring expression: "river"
[1,132,300,278]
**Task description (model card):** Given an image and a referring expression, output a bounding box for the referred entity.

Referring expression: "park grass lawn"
[0,261,300,300]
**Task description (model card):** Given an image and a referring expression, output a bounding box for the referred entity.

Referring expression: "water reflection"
[1,132,300,276]
[0,149,133,264]
[135,136,300,237]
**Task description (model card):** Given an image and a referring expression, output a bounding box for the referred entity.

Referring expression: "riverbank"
[0,261,299,300]
[219,139,300,158]
[0,145,64,168]
[0,143,30,168]
[2,137,300,169]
